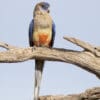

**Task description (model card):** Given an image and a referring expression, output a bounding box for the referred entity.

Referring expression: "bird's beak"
[47,9,50,13]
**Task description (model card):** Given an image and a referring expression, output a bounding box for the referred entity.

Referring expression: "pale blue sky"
[0,0,100,100]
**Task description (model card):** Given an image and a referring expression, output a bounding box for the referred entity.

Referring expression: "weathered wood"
[64,36,100,57]
[0,36,100,78]
[39,87,100,100]
[0,36,100,99]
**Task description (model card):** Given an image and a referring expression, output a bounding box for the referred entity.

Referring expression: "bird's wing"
[29,19,34,46]
[50,21,56,47]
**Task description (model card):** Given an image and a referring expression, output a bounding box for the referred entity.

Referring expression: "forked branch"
[0,36,100,79]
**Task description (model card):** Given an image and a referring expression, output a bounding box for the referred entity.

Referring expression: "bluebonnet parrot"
[29,2,56,100]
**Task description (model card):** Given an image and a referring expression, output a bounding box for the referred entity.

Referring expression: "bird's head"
[34,2,50,16]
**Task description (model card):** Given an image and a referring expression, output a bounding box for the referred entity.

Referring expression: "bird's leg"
[34,60,44,100]
[32,46,37,52]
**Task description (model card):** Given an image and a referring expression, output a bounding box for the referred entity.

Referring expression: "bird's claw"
[32,46,37,52]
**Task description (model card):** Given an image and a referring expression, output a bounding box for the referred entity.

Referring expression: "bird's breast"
[33,12,52,47]
[33,29,52,47]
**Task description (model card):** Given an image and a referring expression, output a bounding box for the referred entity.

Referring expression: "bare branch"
[63,36,94,51]
[39,87,100,100]
[64,36,100,57]
[0,36,100,79]
[0,42,16,50]
[0,36,100,99]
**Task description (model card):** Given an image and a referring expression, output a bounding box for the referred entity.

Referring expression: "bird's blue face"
[39,2,50,13]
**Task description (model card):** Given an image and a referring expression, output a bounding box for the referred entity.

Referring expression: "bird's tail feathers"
[34,60,44,100]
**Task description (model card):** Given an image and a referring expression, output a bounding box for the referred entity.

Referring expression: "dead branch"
[0,36,100,79]
[39,87,100,100]
[0,36,100,99]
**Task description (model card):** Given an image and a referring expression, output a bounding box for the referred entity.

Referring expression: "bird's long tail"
[34,59,44,100]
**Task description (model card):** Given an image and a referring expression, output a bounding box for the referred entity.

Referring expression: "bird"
[28,2,56,100]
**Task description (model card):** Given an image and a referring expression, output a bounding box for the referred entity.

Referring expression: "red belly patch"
[38,33,48,44]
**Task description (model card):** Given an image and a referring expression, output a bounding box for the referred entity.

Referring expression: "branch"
[0,36,100,79]
[39,87,100,100]
[64,36,100,57]
[0,42,16,50]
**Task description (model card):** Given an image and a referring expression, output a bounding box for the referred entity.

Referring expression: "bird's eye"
[41,5,44,8]
[41,5,47,10]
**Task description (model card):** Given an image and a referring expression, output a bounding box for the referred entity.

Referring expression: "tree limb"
[64,36,100,57]
[0,36,100,79]
[39,87,100,100]
[0,42,16,50]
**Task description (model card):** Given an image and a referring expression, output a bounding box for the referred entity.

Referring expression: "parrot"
[29,2,56,100]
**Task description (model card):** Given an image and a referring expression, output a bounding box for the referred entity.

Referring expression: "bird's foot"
[32,46,37,52]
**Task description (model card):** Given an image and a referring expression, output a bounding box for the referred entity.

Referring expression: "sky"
[0,0,100,100]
